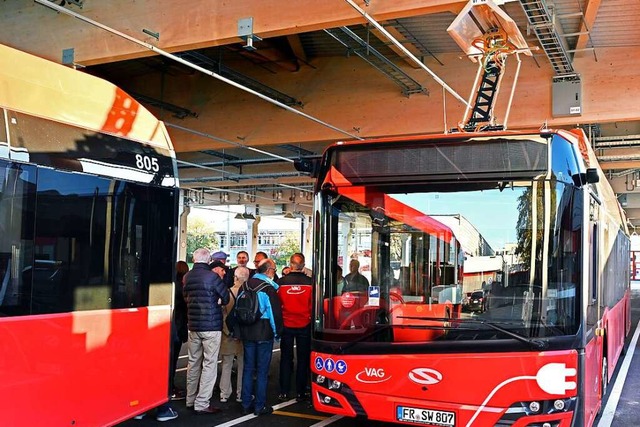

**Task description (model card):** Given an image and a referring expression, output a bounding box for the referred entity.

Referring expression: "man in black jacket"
[183,248,230,415]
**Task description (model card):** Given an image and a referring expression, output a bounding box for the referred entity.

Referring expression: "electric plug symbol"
[536,363,577,395]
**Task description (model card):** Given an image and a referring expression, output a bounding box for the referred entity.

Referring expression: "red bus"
[0,44,178,425]
[306,129,631,427]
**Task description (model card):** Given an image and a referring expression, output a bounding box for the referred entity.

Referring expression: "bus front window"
[316,180,581,347]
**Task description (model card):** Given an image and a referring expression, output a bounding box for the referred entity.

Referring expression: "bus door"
[584,194,603,423]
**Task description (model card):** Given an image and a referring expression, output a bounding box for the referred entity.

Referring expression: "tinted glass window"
[551,135,581,184]
[1,164,175,317]
[0,160,36,317]
[28,168,175,314]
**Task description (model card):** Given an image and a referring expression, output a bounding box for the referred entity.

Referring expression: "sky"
[394,188,524,250]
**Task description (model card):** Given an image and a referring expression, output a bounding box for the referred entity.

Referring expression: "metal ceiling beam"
[386,19,444,67]
[175,50,303,107]
[177,155,319,169]
[200,150,241,162]
[181,171,306,184]
[278,144,316,156]
[130,92,198,119]
[519,0,575,76]
[343,0,469,107]
[325,26,427,96]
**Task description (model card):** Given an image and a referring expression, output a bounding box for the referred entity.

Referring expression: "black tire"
[598,354,608,417]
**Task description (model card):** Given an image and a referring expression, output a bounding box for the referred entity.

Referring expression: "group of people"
[147,248,314,421]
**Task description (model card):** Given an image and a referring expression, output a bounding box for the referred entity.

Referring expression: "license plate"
[396,406,456,426]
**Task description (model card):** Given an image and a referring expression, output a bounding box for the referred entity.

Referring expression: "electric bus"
[307,128,630,427]
[0,44,178,425]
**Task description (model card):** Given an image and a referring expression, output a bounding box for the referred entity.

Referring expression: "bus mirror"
[294,158,321,178]
[585,168,599,183]
[571,173,583,187]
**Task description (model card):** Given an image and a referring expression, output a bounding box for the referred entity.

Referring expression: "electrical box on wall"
[552,75,582,117]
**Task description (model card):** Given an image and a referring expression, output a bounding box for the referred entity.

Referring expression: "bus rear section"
[0,44,179,426]
[309,130,630,427]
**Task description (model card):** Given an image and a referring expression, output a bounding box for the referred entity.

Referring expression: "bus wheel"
[598,355,608,417]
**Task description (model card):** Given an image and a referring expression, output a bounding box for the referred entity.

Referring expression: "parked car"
[467,290,486,313]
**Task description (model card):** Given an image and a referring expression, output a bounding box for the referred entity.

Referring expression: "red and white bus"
[306,129,630,427]
[0,44,178,425]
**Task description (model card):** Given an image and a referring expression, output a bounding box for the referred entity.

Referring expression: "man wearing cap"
[211,250,232,287]
[182,248,230,415]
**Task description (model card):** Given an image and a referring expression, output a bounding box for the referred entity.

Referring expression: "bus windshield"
[316,178,582,346]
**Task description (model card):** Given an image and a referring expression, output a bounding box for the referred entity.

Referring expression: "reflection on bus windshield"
[320,180,581,342]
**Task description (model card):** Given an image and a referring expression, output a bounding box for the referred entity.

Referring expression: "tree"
[186,216,218,261]
[271,232,301,269]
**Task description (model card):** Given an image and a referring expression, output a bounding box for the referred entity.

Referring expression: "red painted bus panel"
[312,349,578,426]
[0,306,171,426]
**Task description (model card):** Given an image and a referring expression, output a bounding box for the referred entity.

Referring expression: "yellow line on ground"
[273,410,328,421]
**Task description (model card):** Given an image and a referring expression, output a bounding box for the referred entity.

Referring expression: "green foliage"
[186,216,218,261]
[271,232,301,270]
[515,180,557,268]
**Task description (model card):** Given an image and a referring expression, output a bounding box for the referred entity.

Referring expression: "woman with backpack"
[237,258,283,416]
[217,266,249,403]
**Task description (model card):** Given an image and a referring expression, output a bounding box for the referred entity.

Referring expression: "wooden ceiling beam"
[0,0,465,65]
[574,0,602,54]
[131,47,640,152]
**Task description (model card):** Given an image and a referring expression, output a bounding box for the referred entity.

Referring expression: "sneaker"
[277,393,289,401]
[156,407,179,422]
[133,413,146,420]
[254,406,273,416]
[236,397,242,403]
[220,397,228,403]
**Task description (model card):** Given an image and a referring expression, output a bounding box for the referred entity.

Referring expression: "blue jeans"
[241,339,274,411]
[279,326,311,396]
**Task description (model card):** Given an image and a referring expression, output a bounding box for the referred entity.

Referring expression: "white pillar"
[178,201,190,262]
[246,216,261,259]
[300,216,313,265]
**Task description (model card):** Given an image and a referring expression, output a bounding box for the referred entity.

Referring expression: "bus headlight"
[553,399,565,411]
[316,375,326,384]
[529,401,540,412]
[328,380,342,390]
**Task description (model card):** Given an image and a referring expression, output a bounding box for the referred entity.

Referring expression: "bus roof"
[0,44,173,151]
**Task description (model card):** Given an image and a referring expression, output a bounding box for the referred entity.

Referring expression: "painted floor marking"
[308,414,344,426]
[597,319,640,427]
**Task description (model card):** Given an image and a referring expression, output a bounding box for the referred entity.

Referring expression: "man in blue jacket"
[183,248,230,415]
[239,258,283,416]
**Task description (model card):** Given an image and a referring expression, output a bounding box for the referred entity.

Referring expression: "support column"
[303,215,313,262]
[246,215,261,259]
[178,201,190,262]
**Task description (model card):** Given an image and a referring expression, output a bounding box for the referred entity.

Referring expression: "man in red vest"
[276,253,314,401]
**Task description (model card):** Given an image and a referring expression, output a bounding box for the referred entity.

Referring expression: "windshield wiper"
[398,315,548,350]
[336,323,393,354]
[455,318,548,350]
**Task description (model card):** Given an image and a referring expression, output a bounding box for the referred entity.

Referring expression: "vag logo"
[355,367,391,384]
[408,368,443,385]
[286,286,306,295]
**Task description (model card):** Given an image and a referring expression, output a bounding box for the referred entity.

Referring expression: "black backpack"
[234,282,270,325]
